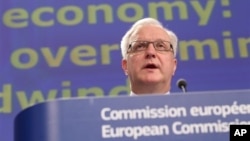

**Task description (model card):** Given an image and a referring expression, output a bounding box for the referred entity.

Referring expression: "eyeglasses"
[127,40,173,53]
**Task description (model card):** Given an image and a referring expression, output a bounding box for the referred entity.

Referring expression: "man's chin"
[137,74,163,84]
[141,79,162,84]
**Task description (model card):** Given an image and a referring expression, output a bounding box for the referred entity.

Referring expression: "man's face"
[122,25,177,87]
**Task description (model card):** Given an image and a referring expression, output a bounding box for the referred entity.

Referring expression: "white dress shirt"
[130,91,170,96]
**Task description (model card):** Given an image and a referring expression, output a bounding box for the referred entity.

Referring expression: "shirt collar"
[130,91,170,96]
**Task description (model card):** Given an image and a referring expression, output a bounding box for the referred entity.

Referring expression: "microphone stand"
[180,85,187,93]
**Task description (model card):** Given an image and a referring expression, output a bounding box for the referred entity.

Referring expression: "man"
[120,17,178,95]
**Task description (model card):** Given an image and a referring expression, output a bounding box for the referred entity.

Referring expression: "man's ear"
[122,59,128,75]
[172,59,177,76]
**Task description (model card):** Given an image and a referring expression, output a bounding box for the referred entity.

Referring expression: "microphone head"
[176,79,187,89]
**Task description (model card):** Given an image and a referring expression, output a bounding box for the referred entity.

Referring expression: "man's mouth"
[143,64,158,69]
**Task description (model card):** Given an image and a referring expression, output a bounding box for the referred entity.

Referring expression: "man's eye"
[158,44,165,47]
[135,43,146,49]
[156,43,165,48]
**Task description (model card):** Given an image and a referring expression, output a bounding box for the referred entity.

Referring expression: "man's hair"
[120,17,178,59]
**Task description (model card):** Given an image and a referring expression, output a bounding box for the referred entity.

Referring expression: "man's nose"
[145,43,156,58]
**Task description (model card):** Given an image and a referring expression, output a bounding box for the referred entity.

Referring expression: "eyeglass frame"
[127,40,174,54]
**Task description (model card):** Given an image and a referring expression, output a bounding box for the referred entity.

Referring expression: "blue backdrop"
[0,0,249,141]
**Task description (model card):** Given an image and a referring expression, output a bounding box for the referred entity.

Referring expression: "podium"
[14,90,250,141]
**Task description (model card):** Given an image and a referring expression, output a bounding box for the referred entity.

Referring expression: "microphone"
[176,79,187,93]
